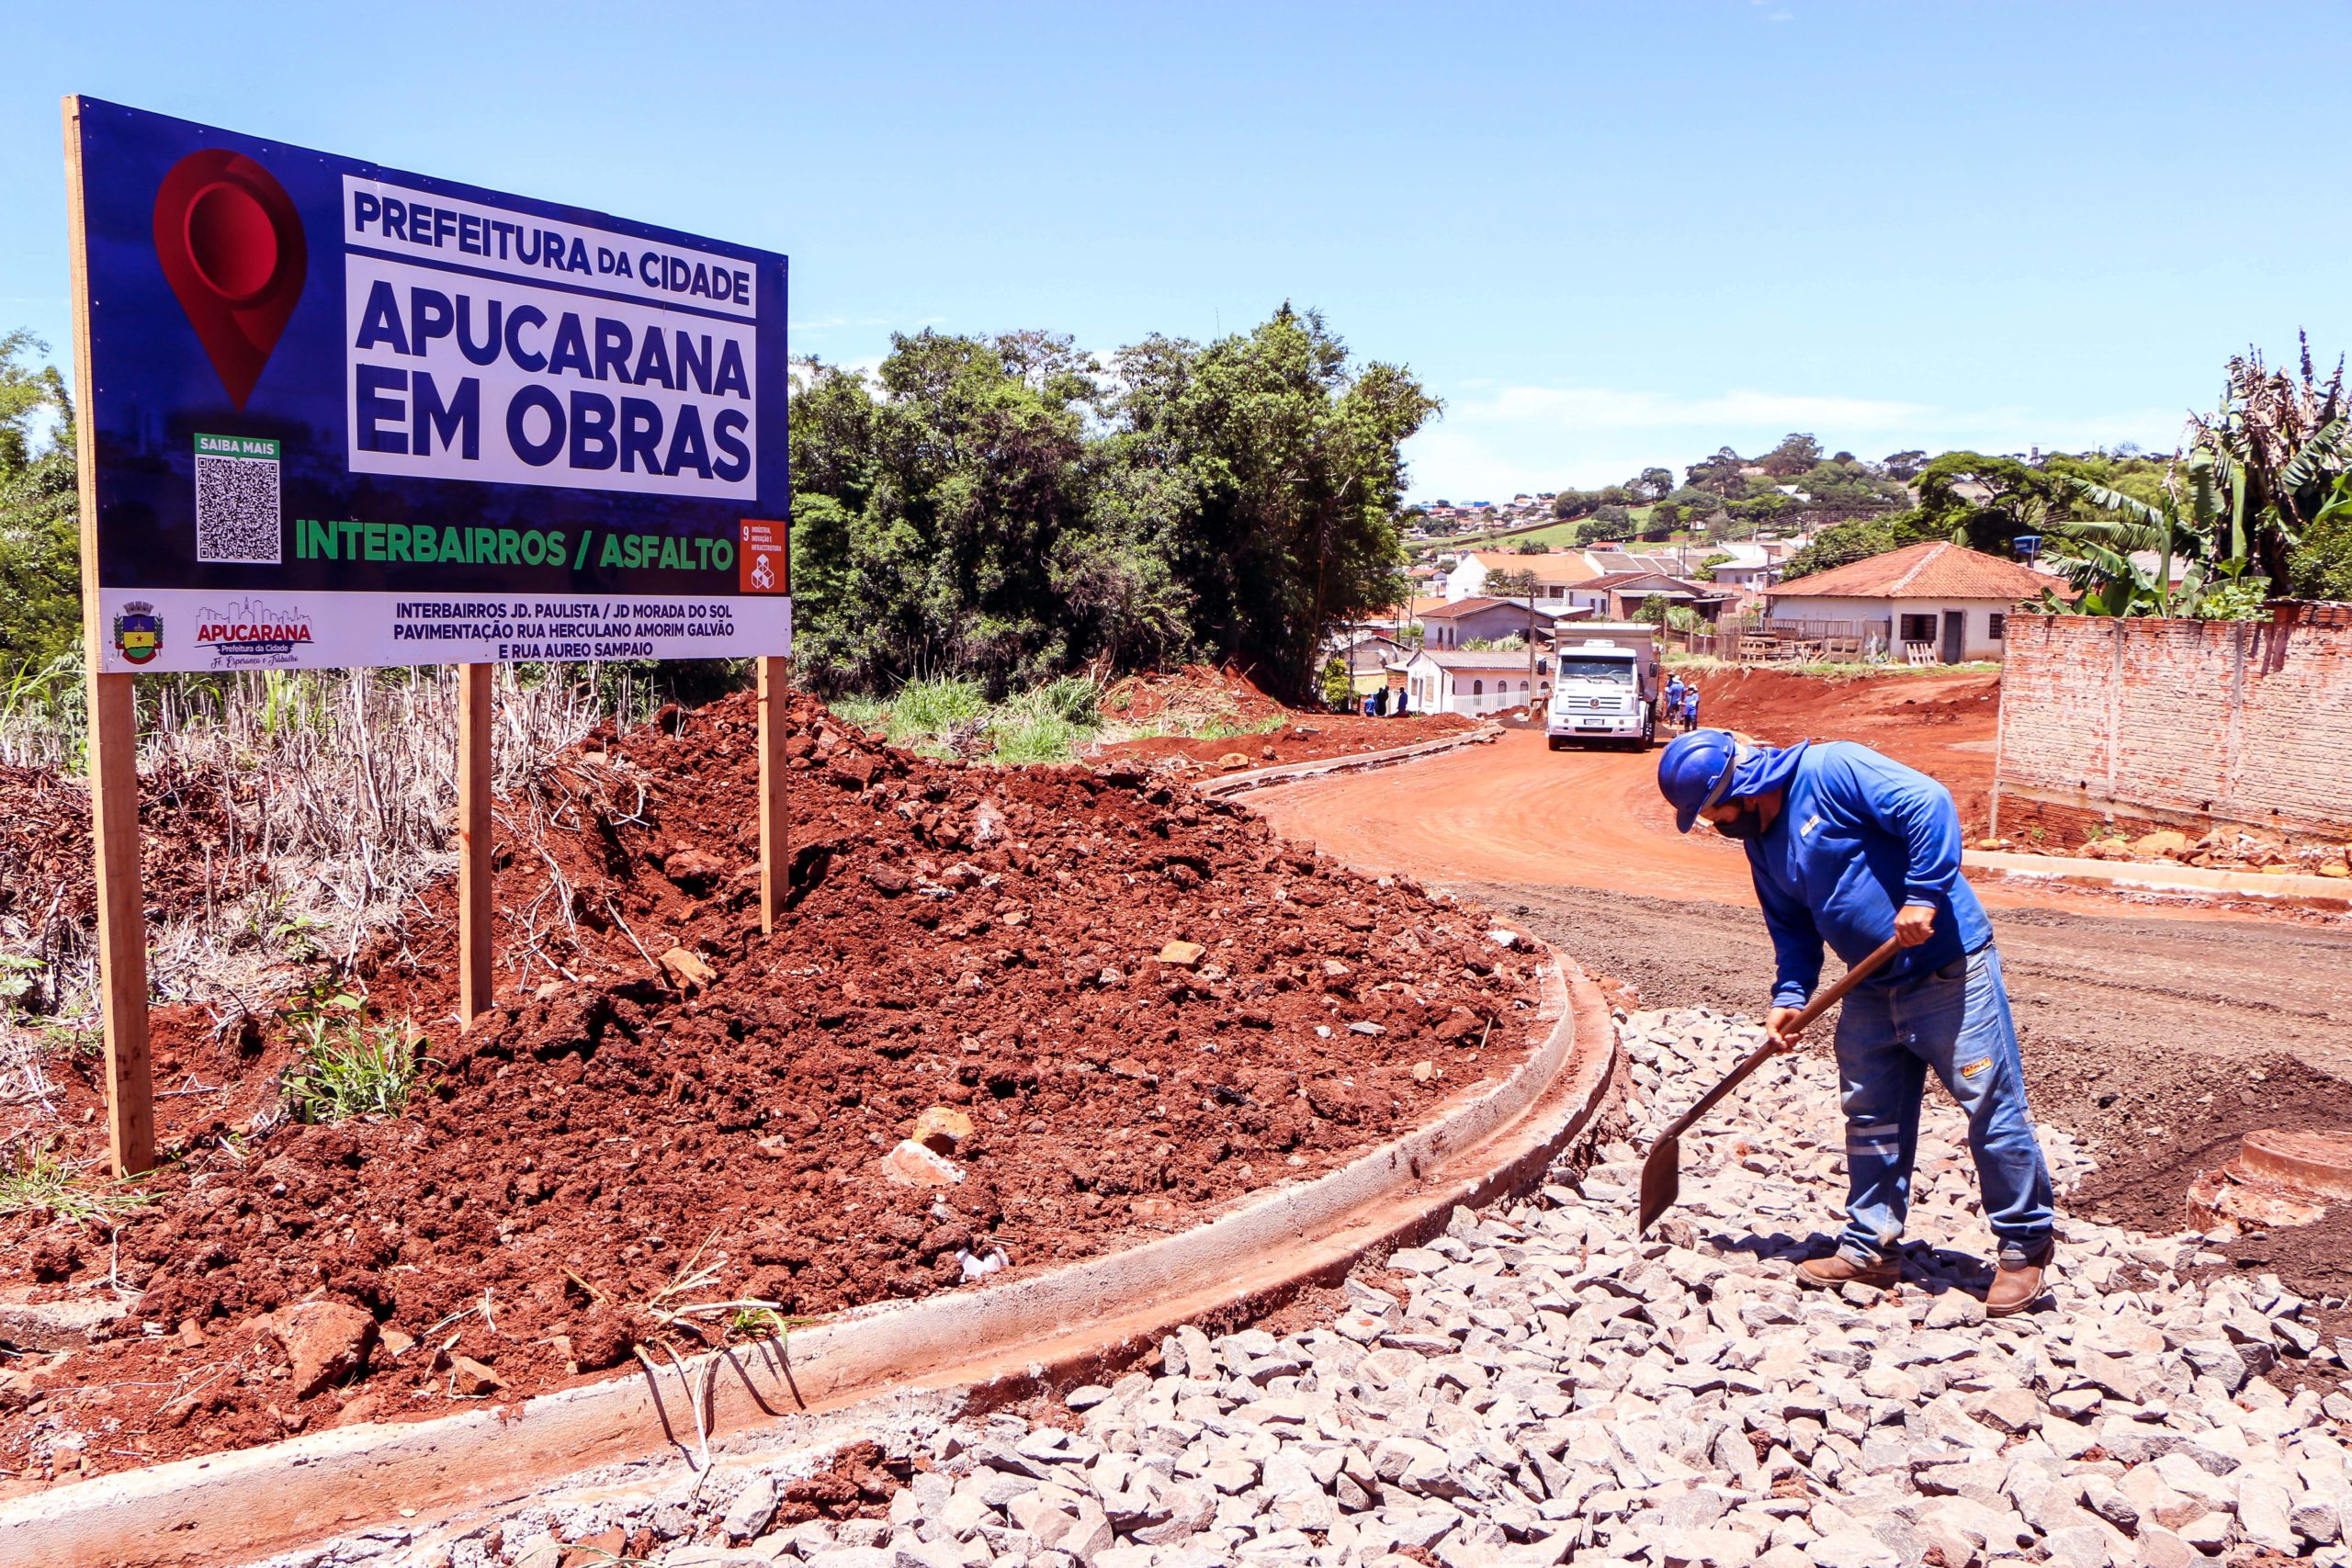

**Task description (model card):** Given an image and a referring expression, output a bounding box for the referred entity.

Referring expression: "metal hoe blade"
[1634,935,1900,1236]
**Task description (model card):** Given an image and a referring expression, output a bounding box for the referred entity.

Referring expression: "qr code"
[195,454,282,563]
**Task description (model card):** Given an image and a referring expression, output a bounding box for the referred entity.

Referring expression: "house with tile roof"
[1418,596,1577,650]
[1765,541,2051,662]
[1395,648,1552,717]
[1437,549,1599,607]
[1566,570,1717,623]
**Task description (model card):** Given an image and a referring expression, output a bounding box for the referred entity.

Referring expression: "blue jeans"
[1830,943,2054,1268]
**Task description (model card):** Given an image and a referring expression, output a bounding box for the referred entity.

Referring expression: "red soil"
[1679,666,2002,832]
[0,693,1541,1485]
[1102,713,1474,772]
[1097,663,1290,725]
[1095,660,1474,771]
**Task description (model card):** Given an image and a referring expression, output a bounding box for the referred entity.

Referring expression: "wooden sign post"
[62,94,793,1174]
[457,663,495,1021]
[65,98,156,1178]
[757,654,791,933]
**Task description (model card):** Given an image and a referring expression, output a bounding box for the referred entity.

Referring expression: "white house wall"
[1763,595,2018,660]
[1399,653,1540,716]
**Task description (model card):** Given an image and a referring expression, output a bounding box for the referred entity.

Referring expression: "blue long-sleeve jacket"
[1743,741,1993,1008]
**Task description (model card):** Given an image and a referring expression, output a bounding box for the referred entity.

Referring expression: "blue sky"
[6,1,2347,501]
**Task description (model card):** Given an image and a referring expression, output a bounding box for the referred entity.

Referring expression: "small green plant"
[271,912,327,962]
[238,886,293,950]
[281,975,365,1031]
[283,1013,433,1122]
[729,1304,790,1339]
[0,954,44,1012]
[0,1142,152,1223]
[38,1021,101,1060]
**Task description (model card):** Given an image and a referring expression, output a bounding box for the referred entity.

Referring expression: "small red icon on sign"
[740,519,789,594]
[153,150,307,410]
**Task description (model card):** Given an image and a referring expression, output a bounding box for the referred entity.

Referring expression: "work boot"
[1796,1251,1897,1291]
[1985,1242,2053,1318]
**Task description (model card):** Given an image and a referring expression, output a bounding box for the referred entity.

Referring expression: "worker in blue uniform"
[1656,728,2055,1315]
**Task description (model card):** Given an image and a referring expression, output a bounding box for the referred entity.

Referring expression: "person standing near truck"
[1666,672,1686,718]
[1653,728,2056,1315]
[1680,683,1702,732]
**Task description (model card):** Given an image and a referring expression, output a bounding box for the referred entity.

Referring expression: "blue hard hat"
[1657,728,1741,833]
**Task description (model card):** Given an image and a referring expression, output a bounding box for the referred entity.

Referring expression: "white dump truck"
[1544,623,1662,750]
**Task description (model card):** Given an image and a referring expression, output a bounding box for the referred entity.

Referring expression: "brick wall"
[1992,612,2352,843]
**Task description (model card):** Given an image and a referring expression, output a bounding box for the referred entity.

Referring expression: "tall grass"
[842,673,1107,764]
[283,1011,433,1122]
[0,659,688,1031]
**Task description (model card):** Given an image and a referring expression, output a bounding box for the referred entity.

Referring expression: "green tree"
[1319,655,1352,709]
[1634,467,1676,502]
[1777,512,1945,581]
[2057,452,2257,617]
[1114,305,1437,697]
[1913,451,2069,554]
[1684,446,1748,498]
[0,332,80,666]
[1758,433,1823,478]
[2286,475,2352,598]
[2186,334,2348,592]
[1881,450,1928,481]
[784,332,1100,694]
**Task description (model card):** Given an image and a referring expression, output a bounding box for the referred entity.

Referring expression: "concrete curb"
[1963,848,2352,907]
[1195,727,1493,797]
[0,945,1619,1568]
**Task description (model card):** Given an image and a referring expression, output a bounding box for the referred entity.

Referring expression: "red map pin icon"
[153,150,306,410]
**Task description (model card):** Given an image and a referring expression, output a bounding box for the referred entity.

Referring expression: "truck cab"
[1545,626,1660,750]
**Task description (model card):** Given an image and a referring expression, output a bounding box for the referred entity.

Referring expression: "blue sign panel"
[68,96,791,671]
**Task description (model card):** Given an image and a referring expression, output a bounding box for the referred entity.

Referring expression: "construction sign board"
[70,96,790,673]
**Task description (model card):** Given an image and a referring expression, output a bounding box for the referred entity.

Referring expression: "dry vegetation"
[0,663,672,1106]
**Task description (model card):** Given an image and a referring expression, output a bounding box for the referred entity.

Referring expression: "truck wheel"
[1637,711,1656,750]
[1546,736,1565,751]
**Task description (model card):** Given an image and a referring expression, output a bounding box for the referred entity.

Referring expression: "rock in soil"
[0,690,1545,1481]
[306,1000,2352,1568]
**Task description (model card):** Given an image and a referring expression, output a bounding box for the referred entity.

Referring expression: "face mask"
[1712,805,1765,840]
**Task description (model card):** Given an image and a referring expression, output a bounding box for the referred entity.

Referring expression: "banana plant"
[2057,451,2239,616]
[2185,334,2349,592]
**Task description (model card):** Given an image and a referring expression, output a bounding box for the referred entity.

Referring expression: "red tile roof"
[1770,541,2049,602]
[1421,596,1566,619]
[1580,570,1704,592]
[1420,649,1541,671]
[1459,549,1600,584]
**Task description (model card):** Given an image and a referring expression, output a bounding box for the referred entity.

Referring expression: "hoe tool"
[1636,935,1901,1235]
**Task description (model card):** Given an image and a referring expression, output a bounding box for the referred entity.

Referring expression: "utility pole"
[1525,573,1540,718]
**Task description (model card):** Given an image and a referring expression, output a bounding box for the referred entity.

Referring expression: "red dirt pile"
[1097,663,1289,726]
[1687,666,2000,830]
[1096,662,1474,772]
[1103,713,1474,773]
[0,692,1544,1483]
[0,761,275,1010]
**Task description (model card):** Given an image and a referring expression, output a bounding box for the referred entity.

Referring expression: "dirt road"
[1250,725,2253,923]
[1248,716,2352,1302]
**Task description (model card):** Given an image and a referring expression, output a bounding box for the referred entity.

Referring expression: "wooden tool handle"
[1655,935,1903,1143]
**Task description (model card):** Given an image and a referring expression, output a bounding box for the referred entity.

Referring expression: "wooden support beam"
[458,662,494,1021]
[757,654,791,934]
[88,674,154,1177]
[65,96,155,1178]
